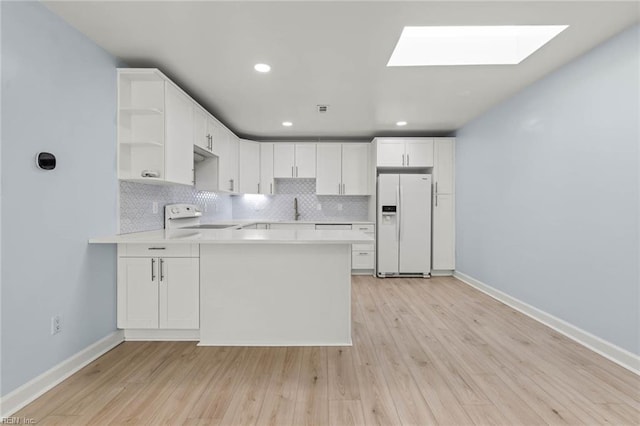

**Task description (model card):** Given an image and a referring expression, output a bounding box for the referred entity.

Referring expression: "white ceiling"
[44,1,639,140]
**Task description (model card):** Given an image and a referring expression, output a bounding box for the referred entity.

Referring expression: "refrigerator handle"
[397,184,401,241]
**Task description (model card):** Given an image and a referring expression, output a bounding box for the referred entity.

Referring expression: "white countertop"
[90,229,373,245]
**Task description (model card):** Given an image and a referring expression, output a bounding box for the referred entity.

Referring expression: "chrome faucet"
[294,197,301,221]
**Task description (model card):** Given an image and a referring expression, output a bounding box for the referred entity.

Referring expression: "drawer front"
[268,223,316,230]
[353,243,374,251]
[119,243,199,258]
[353,224,374,233]
[352,251,374,269]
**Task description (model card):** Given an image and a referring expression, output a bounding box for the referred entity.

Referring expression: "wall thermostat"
[36,152,56,170]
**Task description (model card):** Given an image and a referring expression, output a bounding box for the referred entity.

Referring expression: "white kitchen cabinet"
[117,69,194,186]
[273,143,316,178]
[259,143,275,195]
[165,84,195,186]
[218,129,239,192]
[375,137,434,168]
[432,138,455,272]
[432,194,455,271]
[316,144,342,194]
[341,144,370,195]
[238,139,260,194]
[117,245,199,330]
[316,143,370,195]
[117,257,159,329]
[193,107,217,155]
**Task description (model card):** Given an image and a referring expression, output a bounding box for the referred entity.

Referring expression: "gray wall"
[456,25,639,354]
[1,2,119,395]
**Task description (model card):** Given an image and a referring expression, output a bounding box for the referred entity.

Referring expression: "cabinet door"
[295,144,316,178]
[164,84,195,185]
[260,143,274,195]
[376,139,405,167]
[432,193,455,270]
[218,130,239,192]
[273,144,295,178]
[316,144,341,195]
[193,107,209,151]
[159,258,200,329]
[434,138,455,194]
[238,140,260,194]
[117,257,159,329]
[207,117,220,156]
[341,143,370,195]
[405,138,434,167]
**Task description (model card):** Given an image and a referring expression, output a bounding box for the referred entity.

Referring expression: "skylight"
[387,25,569,66]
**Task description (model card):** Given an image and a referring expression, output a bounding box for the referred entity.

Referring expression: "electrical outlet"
[51,315,62,335]
[152,201,159,214]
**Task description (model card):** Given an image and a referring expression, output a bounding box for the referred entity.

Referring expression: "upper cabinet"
[259,143,275,195]
[316,143,370,195]
[218,129,239,193]
[117,70,168,184]
[164,85,195,186]
[193,107,219,156]
[238,139,260,194]
[273,144,316,178]
[375,137,434,168]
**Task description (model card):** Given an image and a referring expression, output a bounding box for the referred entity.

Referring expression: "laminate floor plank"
[14,276,639,426]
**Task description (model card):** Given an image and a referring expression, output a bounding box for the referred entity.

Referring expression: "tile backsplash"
[232,179,370,222]
[119,181,232,233]
[120,179,371,233]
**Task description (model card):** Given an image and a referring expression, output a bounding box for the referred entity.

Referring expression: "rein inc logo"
[1,418,36,425]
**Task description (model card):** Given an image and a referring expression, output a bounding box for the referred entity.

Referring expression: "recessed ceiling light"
[396,121,407,126]
[282,121,293,127]
[254,63,271,73]
[387,25,569,66]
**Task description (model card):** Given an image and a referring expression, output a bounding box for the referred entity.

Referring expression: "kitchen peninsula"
[90,228,372,346]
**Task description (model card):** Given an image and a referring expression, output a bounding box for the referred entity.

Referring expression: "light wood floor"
[16,276,640,425]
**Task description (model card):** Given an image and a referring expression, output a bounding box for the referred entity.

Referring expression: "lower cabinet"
[117,245,199,329]
[351,224,375,272]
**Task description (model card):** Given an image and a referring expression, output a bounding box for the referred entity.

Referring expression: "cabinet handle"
[435,194,438,207]
[435,182,438,195]
[292,166,294,177]
[358,252,369,256]
[338,183,341,194]
[402,154,405,166]
[159,258,165,282]
[209,135,212,150]
[270,182,273,194]
[229,179,234,192]
[296,166,298,177]
[342,183,346,195]
[151,258,156,281]
[148,247,166,250]
[407,154,410,166]
[258,182,260,193]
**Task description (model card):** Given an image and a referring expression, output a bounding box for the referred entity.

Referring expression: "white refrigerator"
[377,173,432,277]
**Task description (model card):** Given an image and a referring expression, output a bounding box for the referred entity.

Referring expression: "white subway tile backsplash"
[119,181,232,233]
[120,178,370,233]
[232,179,370,222]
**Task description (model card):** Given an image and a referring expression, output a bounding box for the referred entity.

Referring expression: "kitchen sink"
[183,224,238,229]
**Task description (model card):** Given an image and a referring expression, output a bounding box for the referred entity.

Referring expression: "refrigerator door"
[399,174,432,275]
[377,174,399,276]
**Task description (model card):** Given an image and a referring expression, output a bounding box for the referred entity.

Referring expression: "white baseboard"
[0,330,124,417]
[453,271,640,375]
[430,270,454,277]
[124,329,199,341]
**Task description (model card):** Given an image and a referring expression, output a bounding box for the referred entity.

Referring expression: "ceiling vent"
[317,105,329,113]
